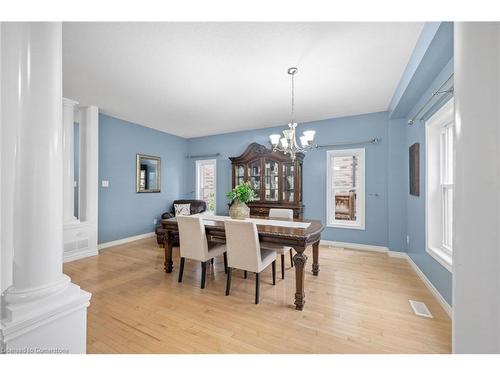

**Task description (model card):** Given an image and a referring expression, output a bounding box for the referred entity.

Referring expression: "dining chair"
[263,208,295,279]
[177,215,227,289]
[224,220,277,304]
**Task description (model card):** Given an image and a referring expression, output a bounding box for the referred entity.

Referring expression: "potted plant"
[226,181,256,219]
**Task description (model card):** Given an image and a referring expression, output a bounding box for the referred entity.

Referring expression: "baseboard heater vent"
[64,239,89,252]
[409,300,433,318]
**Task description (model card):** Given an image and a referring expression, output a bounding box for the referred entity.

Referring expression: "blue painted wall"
[389,22,453,118]
[387,118,408,252]
[187,111,401,247]
[98,114,189,243]
[403,59,454,305]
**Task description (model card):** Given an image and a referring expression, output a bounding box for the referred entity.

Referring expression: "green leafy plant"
[226,181,256,204]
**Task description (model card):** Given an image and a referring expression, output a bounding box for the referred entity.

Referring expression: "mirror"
[136,154,161,193]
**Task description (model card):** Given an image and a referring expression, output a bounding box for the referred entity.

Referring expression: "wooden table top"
[161,215,325,243]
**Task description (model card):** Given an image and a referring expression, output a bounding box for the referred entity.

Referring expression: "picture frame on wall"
[409,142,420,196]
[136,154,161,193]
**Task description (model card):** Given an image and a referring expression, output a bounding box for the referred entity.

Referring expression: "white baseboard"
[387,250,407,259]
[63,247,99,263]
[404,253,452,318]
[98,232,155,250]
[321,240,452,318]
[320,240,389,253]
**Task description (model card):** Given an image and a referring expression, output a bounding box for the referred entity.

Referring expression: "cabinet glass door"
[283,163,295,202]
[264,159,279,201]
[235,164,245,186]
[248,161,261,200]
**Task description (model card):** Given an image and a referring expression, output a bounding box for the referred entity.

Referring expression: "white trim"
[195,158,217,214]
[387,251,407,259]
[326,148,366,230]
[63,247,99,263]
[405,253,452,318]
[425,98,454,273]
[320,240,388,253]
[98,232,155,250]
[320,240,452,318]
[427,246,453,272]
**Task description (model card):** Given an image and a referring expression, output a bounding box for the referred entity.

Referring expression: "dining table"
[161,214,325,310]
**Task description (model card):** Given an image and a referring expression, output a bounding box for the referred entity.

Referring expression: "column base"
[1,277,91,354]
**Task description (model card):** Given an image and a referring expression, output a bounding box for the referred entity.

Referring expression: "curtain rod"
[315,138,381,148]
[187,139,380,157]
[186,153,221,159]
[408,73,454,125]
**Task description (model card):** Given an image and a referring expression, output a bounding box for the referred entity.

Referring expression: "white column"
[63,98,79,224]
[0,22,91,354]
[1,23,16,295]
[453,22,500,353]
[79,105,99,226]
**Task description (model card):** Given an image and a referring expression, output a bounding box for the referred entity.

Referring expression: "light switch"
[101,180,109,188]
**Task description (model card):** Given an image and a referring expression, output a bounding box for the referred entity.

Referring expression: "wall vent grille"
[409,300,433,318]
[64,238,89,252]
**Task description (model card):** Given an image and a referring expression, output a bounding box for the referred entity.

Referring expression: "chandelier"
[269,67,316,160]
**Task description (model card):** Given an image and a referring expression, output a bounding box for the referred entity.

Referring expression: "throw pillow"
[174,203,191,216]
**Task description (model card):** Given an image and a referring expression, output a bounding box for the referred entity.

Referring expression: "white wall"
[453,22,500,353]
[0,22,15,294]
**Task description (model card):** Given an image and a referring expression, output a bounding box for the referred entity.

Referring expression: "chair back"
[177,216,209,261]
[269,208,293,220]
[224,220,261,272]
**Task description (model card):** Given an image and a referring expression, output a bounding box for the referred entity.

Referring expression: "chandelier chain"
[291,70,295,123]
[269,66,315,161]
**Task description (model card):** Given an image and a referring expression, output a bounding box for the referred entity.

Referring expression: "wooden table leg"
[164,232,174,273]
[312,241,320,276]
[292,250,307,311]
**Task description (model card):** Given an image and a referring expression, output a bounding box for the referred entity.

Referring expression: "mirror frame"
[136,154,161,193]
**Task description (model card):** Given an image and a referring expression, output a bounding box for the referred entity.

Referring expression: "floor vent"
[409,300,433,318]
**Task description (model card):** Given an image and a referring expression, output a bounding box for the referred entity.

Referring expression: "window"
[425,99,454,272]
[326,148,365,229]
[195,159,217,214]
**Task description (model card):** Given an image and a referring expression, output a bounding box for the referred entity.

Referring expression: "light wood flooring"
[64,237,451,353]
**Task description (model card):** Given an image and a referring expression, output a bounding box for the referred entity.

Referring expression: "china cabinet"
[229,143,304,218]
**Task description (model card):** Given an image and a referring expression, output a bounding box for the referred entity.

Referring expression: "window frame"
[425,98,454,272]
[195,159,217,214]
[326,148,366,230]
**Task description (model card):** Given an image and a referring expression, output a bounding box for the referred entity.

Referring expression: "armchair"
[155,199,207,244]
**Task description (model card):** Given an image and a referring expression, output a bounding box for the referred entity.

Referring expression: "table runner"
[192,214,311,229]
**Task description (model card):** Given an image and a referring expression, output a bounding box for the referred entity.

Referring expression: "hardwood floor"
[64,237,451,353]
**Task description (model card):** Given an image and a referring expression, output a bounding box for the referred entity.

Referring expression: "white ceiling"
[63,22,424,138]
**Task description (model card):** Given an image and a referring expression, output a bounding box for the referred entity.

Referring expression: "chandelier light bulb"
[300,136,309,147]
[303,130,316,142]
[269,134,281,146]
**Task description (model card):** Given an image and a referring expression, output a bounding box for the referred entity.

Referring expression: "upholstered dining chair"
[224,220,277,304]
[262,208,295,279]
[177,215,227,289]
